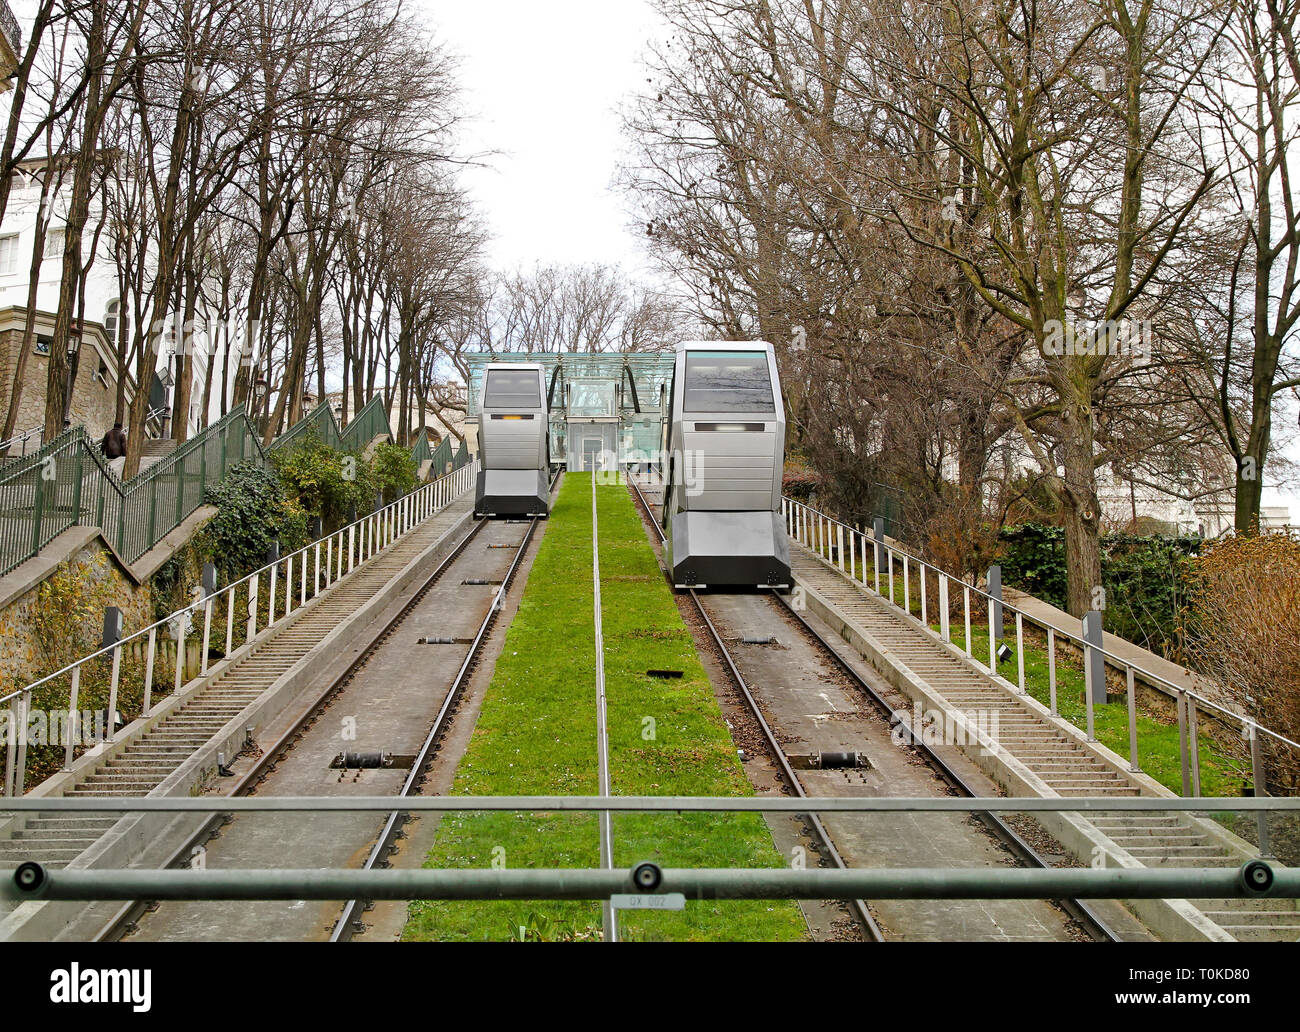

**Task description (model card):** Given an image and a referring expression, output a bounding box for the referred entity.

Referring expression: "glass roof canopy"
[466,351,677,466]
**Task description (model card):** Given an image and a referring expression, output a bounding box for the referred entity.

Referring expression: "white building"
[0,154,216,440]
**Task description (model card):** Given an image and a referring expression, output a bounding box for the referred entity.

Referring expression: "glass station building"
[464,351,676,471]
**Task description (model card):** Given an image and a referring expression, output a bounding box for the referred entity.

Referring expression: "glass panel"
[569,381,614,416]
[683,351,774,413]
[483,370,541,408]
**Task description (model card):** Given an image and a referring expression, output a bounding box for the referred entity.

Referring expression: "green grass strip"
[403,475,805,941]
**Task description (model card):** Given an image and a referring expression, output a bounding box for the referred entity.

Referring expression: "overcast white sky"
[417,0,664,276]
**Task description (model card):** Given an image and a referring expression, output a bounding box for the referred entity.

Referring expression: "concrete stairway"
[791,549,1300,942]
[0,502,468,873]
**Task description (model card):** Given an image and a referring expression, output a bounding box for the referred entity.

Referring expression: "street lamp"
[62,333,81,428]
[251,374,268,434]
[159,363,175,437]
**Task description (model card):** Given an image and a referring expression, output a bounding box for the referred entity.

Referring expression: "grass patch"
[403,475,806,941]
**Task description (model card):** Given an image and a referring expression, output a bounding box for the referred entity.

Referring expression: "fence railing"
[0,409,266,577]
[0,457,480,798]
[0,395,449,579]
[338,394,389,453]
[267,400,342,455]
[0,423,44,459]
[781,496,1300,847]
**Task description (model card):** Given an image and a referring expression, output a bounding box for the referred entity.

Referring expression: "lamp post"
[251,374,268,435]
[158,362,175,439]
[61,332,81,428]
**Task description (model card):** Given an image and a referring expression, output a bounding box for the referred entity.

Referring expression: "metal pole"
[63,667,80,770]
[15,690,29,794]
[1125,666,1140,772]
[590,472,616,942]
[143,627,157,716]
[1016,612,1025,693]
[1083,638,1096,742]
[1250,724,1271,858]
[1177,692,1191,797]
[1047,628,1058,716]
[939,574,950,642]
[8,861,1291,905]
[106,643,122,743]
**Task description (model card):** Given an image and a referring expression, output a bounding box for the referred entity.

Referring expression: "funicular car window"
[484,370,541,408]
[683,351,774,413]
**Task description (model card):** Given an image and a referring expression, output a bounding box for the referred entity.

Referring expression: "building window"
[44,227,64,258]
[104,299,129,340]
[0,234,18,274]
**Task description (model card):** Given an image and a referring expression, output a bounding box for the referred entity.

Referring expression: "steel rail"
[328,468,562,942]
[770,589,1121,942]
[95,513,494,942]
[625,471,885,942]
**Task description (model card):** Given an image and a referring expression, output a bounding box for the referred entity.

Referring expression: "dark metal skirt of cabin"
[667,509,791,589]
[474,468,550,517]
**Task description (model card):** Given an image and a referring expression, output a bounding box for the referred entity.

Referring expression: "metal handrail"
[781,494,1299,829]
[0,458,480,797]
[0,424,43,457]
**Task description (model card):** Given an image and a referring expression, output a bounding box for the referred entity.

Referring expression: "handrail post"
[173,613,187,697]
[201,597,215,675]
[1015,612,1025,693]
[63,667,80,770]
[1047,628,1058,715]
[1125,665,1140,771]
[1083,638,1096,742]
[225,586,236,655]
[939,573,950,642]
[3,700,15,796]
[1188,696,1202,796]
[1176,692,1191,795]
[106,643,122,743]
[963,585,972,656]
[1249,723,1271,857]
[15,689,30,794]
[143,626,157,716]
[247,573,259,640]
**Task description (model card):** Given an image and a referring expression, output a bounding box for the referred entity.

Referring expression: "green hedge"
[998,523,1199,657]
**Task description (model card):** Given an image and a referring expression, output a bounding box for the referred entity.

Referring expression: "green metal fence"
[0,393,437,579]
[452,438,469,470]
[267,401,343,455]
[427,437,452,478]
[0,409,267,577]
[338,394,389,453]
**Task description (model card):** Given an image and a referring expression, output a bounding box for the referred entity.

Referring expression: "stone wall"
[0,538,153,689]
[0,307,132,446]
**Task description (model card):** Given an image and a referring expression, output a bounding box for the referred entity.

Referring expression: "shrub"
[1184,531,1300,793]
[371,441,418,502]
[199,460,309,579]
[270,433,375,530]
[997,523,1198,656]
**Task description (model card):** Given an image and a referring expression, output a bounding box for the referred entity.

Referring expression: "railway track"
[100,472,561,943]
[626,471,1119,942]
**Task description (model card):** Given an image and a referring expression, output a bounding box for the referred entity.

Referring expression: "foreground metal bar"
[591,471,616,942]
[7,861,1292,904]
[2,795,1297,814]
